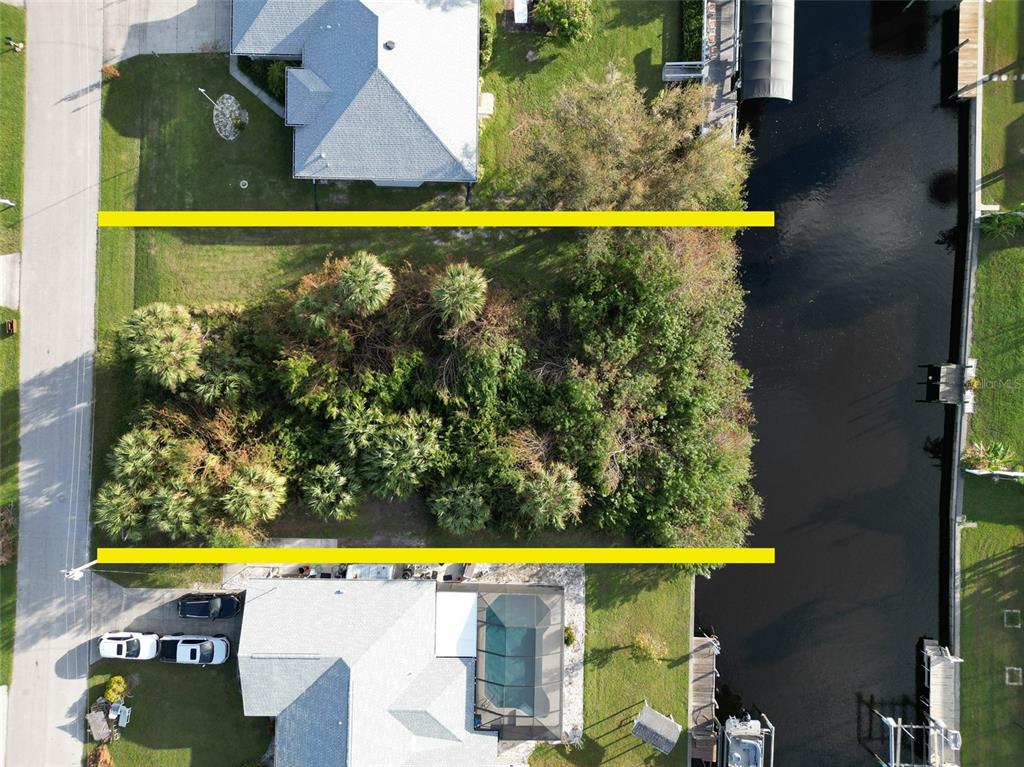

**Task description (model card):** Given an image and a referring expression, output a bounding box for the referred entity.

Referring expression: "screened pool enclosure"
[473,587,565,741]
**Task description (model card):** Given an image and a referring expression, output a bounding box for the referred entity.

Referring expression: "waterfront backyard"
[961,230,1024,766]
[981,0,1023,209]
[530,566,691,767]
[960,477,1024,767]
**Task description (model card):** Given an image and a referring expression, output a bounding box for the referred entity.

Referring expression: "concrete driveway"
[89,577,244,665]
[104,0,231,64]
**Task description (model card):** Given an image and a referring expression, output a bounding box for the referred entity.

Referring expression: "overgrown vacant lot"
[86,659,270,767]
[960,477,1024,767]
[968,232,1024,459]
[0,5,26,252]
[531,566,691,767]
[981,0,1023,209]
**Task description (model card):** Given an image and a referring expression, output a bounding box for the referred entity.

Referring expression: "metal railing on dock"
[663,0,740,141]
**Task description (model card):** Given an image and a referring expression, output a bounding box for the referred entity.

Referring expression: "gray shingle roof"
[275,660,350,767]
[285,68,332,126]
[238,579,500,767]
[231,0,479,184]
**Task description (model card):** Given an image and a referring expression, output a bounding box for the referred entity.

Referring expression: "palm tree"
[120,303,205,390]
[336,251,395,317]
[94,482,144,543]
[222,461,288,524]
[301,462,360,520]
[430,263,488,328]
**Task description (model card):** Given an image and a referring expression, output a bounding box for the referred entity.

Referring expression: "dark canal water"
[696,2,964,765]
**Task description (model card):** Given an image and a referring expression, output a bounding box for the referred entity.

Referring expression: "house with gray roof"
[231,0,480,186]
[237,578,564,767]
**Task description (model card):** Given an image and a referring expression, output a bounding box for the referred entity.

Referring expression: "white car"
[97,632,160,661]
[158,634,231,666]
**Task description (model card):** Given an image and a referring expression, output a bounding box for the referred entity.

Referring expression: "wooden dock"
[956,0,981,98]
[923,640,961,767]
[688,636,719,763]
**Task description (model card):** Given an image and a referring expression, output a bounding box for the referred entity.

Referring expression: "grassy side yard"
[981,0,1024,209]
[531,566,691,767]
[968,232,1024,458]
[0,307,17,686]
[960,476,1024,767]
[86,659,271,767]
[0,5,26,252]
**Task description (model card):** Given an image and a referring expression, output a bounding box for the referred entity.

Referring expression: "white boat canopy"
[741,0,795,102]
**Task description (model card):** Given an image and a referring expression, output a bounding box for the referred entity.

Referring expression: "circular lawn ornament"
[213,94,249,141]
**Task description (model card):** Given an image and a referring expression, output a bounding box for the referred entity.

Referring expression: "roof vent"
[383,40,396,51]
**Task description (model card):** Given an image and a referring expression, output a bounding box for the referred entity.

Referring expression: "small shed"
[631,704,682,755]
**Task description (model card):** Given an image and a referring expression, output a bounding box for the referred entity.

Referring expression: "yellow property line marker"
[97,210,775,229]
[97,547,775,565]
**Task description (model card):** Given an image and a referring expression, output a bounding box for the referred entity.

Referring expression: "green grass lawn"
[0,307,18,685]
[0,6,26,252]
[981,0,1024,209]
[969,232,1024,458]
[531,566,691,767]
[86,659,271,767]
[960,476,1024,767]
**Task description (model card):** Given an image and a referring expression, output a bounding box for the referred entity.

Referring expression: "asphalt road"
[6,2,102,765]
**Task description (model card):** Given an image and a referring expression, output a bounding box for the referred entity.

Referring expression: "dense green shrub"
[267,60,288,101]
[334,408,442,499]
[681,0,704,60]
[223,461,288,524]
[301,462,360,520]
[480,15,495,68]
[979,208,1024,241]
[534,0,593,43]
[525,68,750,211]
[428,480,491,535]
